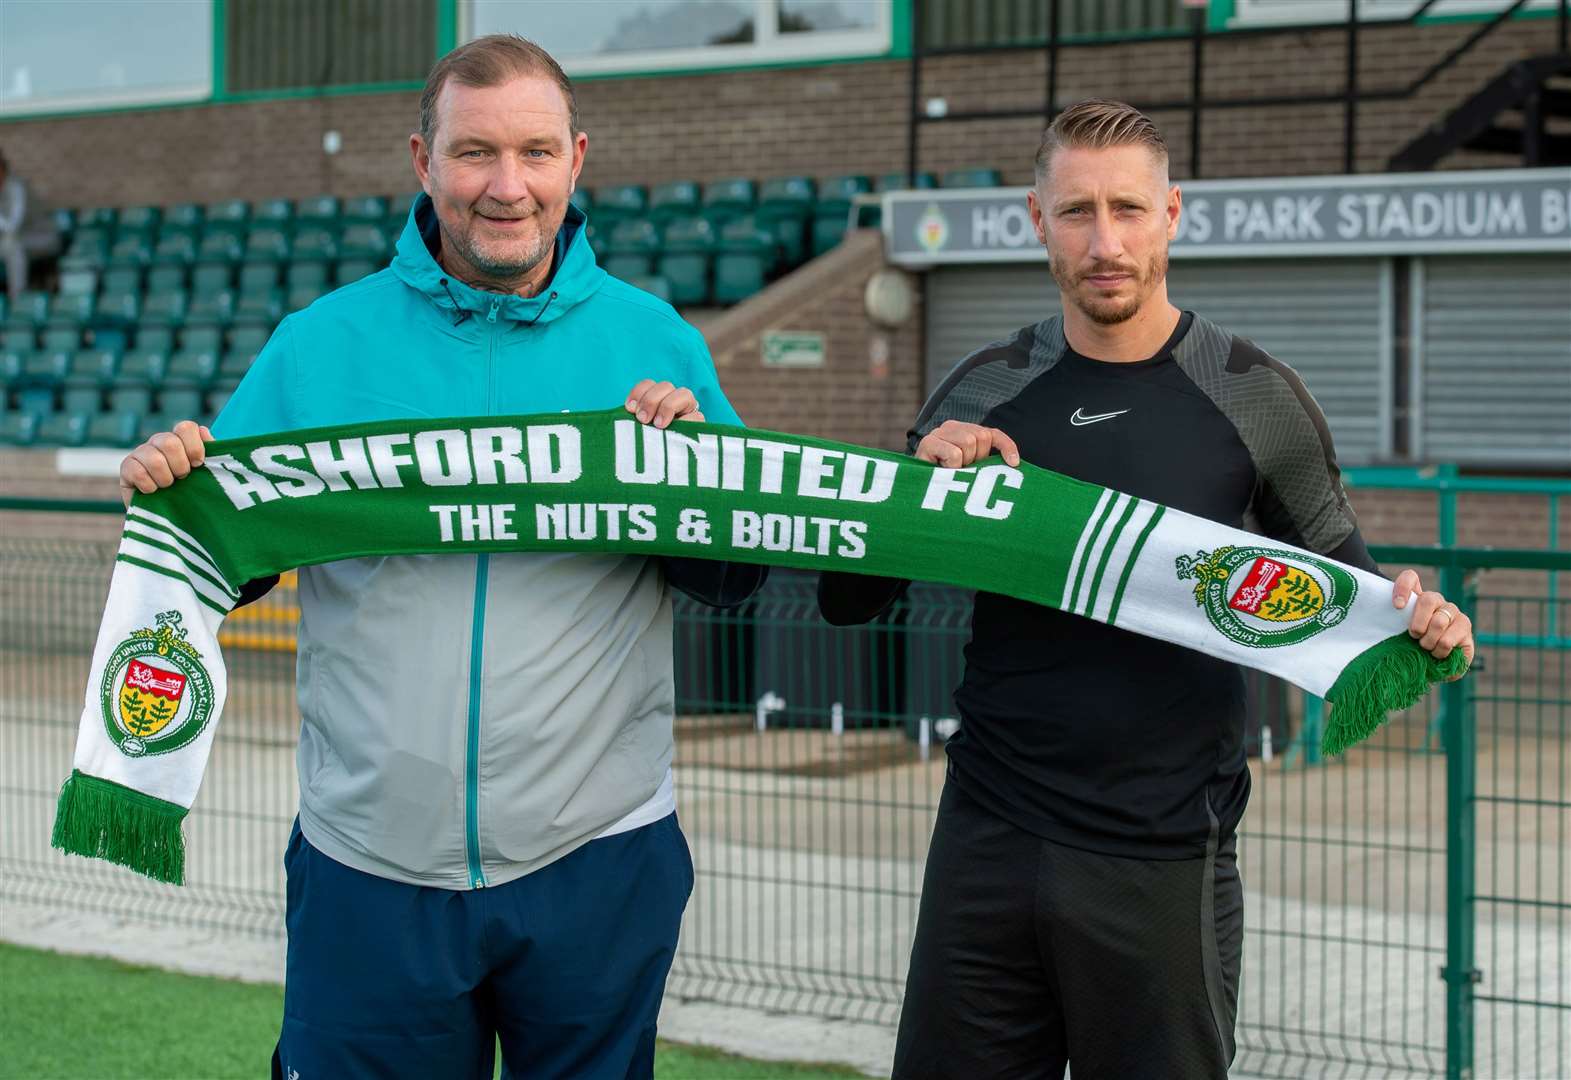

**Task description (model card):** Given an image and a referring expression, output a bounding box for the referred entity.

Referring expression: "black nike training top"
[820,311,1381,859]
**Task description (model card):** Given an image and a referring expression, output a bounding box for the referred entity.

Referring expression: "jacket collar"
[391,193,605,327]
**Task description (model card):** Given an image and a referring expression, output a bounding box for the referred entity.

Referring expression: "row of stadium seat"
[1,408,219,448]
[51,169,993,245]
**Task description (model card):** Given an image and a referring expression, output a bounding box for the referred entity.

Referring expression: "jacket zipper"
[464,294,505,888]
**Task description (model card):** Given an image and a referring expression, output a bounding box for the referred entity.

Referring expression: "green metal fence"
[0,478,1565,1079]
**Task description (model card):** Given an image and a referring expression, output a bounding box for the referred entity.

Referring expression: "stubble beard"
[1050,244,1171,326]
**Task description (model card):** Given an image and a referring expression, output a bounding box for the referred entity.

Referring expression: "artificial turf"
[0,942,864,1079]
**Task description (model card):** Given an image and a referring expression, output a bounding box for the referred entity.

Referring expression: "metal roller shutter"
[924,259,1390,462]
[1415,255,1571,467]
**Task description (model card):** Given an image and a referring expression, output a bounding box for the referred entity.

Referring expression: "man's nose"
[1086,207,1125,263]
[485,155,530,206]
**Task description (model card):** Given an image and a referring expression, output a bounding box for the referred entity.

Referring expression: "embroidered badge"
[1176,545,1357,649]
[100,611,216,757]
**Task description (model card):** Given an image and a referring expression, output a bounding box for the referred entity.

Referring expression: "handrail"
[908,0,1556,178]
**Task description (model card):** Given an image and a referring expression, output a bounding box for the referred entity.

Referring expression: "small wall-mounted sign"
[762,330,826,368]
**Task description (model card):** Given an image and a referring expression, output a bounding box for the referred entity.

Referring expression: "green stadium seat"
[181,323,225,354]
[714,218,776,304]
[53,208,77,235]
[15,386,57,416]
[757,177,816,268]
[387,193,419,222]
[60,232,109,270]
[238,260,281,293]
[245,227,291,261]
[116,351,167,387]
[197,231,244,263]
[218,349,256,381]
[102,265,144,294]
[1,291,44,327]
[108,233,153,266]
[87,324,131,354]
[812,174,873,255]
[650,181,701,225]
[941,167,1002,188]
[59,268,100,297]
[594,185,649,226]
[253,198,294,225]
[191,261,235,297]
[139,412,179,442]
[110,384,157,415]
[287,286,328,312]
[702,178,757,229]
[335,259,379,285]
[165,203,205,231]
[132,323,176,353]
[22,349,71,386]
[235,288,283,322]
[623,275,673,305]
[96,289,142,323]
[65,348,118,388]
[569,188,594,218]
[286,261,331,290]
[78,207,118,230]
[338,224,387,260]
[157,386,205,417]
[117,205,162,234]
[0,410,40,446]
[39,325,82,352]
[229,323,272,353]
[206,384,238,416]
[60,384,103,415]
[35,410,89,447]
[187,290,235,324]
[141,290,189,325]
[293,226,338,261]
[296,195,341,223]
[0,327,36,352]
[49,293,95,327]
[145,265,187,294]
[0,349,26,381]
[343,196,388,223]
[153,232,198,266]
[603,219,660,281]
[877,172,938,192]
[85,410,141,447]
[585,222,608,260]
[657,218,715,306]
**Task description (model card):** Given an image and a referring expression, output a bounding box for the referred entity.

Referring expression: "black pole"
[907,0,921,183]
[1345,0,1359,174]
[1047,0,1060,124]
[1190,4,1206,178]
[1560,0,1568,53]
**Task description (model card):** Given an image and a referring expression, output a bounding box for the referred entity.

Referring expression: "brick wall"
[0,19,1555,208]
[703,230,923,452]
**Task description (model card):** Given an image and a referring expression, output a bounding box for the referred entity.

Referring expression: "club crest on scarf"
[1176,545,1357,649]
[99,610,215,757]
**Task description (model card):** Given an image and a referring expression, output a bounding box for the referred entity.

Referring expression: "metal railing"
[0,485,1565,1079]
[906,0,1569,179]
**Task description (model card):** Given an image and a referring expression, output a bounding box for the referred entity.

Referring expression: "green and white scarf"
[55,409,1464,883]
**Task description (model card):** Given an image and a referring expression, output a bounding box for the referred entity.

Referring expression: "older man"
[822,100,1473,1079]
[119,34,759,1080]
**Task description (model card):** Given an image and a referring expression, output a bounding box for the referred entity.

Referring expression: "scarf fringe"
[51,770,187,885]
[1323,634,1470,756]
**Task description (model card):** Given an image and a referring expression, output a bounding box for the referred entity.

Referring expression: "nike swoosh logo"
[1069,407,1130,427]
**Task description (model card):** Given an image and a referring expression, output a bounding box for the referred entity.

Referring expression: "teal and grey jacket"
[213,195,756,888]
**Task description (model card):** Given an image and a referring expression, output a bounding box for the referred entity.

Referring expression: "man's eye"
[527,149,548,159]
[462,150,487,159]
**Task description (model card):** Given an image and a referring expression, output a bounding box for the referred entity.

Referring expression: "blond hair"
[420,34,578,144]
[1034,99,1168,181]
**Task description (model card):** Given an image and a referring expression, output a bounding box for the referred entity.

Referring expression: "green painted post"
[211,0,227,101]
[436,0,458,56]
[1442,559,1477,1080]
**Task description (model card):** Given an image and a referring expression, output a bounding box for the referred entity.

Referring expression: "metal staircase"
[1390,52,1571,170]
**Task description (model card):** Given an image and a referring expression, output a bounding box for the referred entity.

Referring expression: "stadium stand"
[3,169,993,446]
